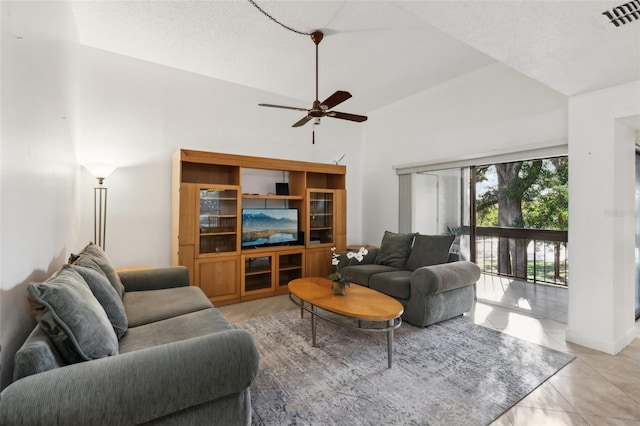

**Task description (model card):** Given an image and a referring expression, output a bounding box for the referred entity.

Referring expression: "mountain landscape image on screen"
[242,209,298,247]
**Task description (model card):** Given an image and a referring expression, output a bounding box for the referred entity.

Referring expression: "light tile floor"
[219,274,640,426]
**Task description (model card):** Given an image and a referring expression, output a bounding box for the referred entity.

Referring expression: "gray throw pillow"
[406,234,455,271]
[28,264,119,363]
[71,264,128,339]
[72,242,125,298]
[374,231,416,270]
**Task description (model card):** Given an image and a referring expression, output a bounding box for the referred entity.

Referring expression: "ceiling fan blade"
[328,111,368,123]
[292,115,313,128]
[320,91,352,110]
[259,103,309,112]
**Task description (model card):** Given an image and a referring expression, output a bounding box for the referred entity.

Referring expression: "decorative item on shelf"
[327,246,368,295]
[84,162,117,251]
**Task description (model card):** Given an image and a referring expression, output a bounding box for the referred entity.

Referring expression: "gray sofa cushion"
[72,242,125,297]
[124,286,214,327]
[13,326,66,381]
[72,264,128,339]
[369,270,412,300]
[118,266,190,291]
[374,231,416,269]
[28,265,119,363]
[407,234,455,271]
[119,308,232,353]
[340,264,398,287]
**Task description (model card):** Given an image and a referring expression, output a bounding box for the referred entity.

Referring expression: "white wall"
[76,47,365,267]
[361,62,568,244]
[0,1,81,389]
[567,80,640,354]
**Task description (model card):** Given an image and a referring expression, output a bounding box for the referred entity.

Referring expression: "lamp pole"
[84,163,116,252]
[94,177,108,251]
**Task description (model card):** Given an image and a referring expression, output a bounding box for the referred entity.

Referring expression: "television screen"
[241,208,299,248]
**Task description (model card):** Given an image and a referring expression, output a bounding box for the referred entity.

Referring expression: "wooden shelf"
[280,265,301,272]
[242,194,304,200]
[172,150,346,305]
[245,269,271,276]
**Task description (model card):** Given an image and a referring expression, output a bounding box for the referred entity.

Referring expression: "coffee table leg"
[387,319,394,368]
[311,305,317,347]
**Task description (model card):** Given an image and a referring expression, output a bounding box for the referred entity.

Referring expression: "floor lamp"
[84,163,116,251]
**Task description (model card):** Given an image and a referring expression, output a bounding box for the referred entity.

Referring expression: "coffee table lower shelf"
[288,293,402,368]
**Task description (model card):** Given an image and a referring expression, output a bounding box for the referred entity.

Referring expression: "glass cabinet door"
[308,190,334,245]
[242,254,274,295]
[198,186,238,255]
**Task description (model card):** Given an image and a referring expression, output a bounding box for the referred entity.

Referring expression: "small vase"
[332,281,347,295]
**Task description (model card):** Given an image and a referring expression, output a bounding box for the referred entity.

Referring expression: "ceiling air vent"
[602,1,640,27]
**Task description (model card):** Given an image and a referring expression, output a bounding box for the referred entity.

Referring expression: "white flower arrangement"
[327,246,369,288]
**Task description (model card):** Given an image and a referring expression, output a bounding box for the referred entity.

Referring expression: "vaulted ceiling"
[71,0,639,114]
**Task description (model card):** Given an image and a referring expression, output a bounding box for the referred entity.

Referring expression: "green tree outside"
[476,157,568,280]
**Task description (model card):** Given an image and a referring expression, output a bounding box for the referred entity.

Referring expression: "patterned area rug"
[236,309,574,426]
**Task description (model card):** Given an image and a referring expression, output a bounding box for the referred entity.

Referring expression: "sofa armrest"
[0,329,259,425]
[118,266,190,292]
[411,261,481,296]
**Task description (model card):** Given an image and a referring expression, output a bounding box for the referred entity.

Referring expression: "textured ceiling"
[71,0,639,114]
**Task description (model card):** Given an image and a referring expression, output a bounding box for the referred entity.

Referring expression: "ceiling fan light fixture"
[257,29,368,134]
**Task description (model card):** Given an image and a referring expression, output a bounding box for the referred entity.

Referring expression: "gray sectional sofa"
[0,243,259,425]
[340,232,481,327]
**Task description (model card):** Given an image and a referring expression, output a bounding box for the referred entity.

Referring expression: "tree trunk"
[554,242,561,280]
[496,163,528,279]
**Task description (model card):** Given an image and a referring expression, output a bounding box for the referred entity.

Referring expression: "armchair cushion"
[374,231,416,269]
[407,234,455,271]
[27,265,119,363]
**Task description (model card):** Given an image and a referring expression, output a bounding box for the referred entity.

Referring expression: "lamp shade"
[84,163,117,180]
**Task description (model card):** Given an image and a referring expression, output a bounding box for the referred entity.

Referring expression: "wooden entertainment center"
[171,149,347,305]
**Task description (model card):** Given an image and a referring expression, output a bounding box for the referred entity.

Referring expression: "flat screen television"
[241,208,300,248]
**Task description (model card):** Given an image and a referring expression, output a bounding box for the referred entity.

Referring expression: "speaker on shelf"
[276,183,289,195]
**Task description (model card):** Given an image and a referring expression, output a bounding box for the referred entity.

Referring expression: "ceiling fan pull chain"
[247,0,312,36]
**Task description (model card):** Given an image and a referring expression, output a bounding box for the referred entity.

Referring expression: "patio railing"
[473,226,568,286]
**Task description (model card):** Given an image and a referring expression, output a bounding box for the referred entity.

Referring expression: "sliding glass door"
[405,168,471,261]
[401,156,568,286]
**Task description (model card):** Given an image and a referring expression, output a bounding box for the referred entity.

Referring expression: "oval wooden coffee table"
[288,277,404,368]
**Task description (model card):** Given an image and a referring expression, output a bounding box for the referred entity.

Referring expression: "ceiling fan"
[259,30,368,129]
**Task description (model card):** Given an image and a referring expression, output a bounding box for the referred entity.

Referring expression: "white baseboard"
[566,326,637,355]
